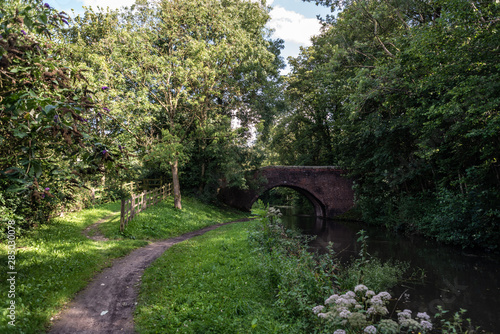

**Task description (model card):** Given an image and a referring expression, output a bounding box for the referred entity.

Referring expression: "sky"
[48,0,331,73]
[265,0,330,72]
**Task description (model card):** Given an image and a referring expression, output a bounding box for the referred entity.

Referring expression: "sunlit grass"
[135,221,289,333]
[0,197,245,333]
[100,196,247,240]
[0,201,146,333]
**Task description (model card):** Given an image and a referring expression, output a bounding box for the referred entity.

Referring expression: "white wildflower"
[364,325,377,334]
[312,305,325,314]
[337,296,357,307]
[318,312,328,318]
[370,295,383,306]
[398,309,412,320]
[334,330,346,334]
[325,294,339,304]
[355,284,368,293]
[420,320,433,330]
[377,291,392,300]
[366,290,376,298]
[339,309,351,319]
[345,291,356,298]
[367,305,389,316]
[417,312,430,320]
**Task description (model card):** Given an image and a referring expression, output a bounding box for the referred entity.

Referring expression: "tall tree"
[283,0,500,248]
[70,0,279,209]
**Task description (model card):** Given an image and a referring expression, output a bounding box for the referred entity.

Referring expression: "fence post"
[120,199,125,232]
[131,194,136,219]
[119,182,172,230]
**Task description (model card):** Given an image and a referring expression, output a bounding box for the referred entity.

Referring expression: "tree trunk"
[171,158,182,210]
[199,161,206,193]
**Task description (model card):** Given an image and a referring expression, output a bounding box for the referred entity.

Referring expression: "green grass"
[135,221,290,334]
[0,201,146,333]
[0,197,246,333]
[100,196,247,240]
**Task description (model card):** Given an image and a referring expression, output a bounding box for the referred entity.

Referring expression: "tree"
[283,0,500,248]
[102,0,279,209]
[0,0,120,226]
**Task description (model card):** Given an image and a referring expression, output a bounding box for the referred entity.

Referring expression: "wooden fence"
[122,179,165,193]
[120,183,172,231]
[140,178,164,190]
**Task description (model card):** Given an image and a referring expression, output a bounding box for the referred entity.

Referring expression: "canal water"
[280,210,500,333]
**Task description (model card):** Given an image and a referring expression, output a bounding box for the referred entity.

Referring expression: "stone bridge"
[218,166,355,218]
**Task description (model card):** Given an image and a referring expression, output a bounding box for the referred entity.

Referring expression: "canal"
[280,211,500,333]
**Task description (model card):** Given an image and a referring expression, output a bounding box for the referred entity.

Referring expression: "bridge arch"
[249,185,326,217]
[218,166,354,218]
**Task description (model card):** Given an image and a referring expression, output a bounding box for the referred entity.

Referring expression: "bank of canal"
[281,212,500,332]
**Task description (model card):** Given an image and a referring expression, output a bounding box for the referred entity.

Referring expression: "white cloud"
[267,5,321,46]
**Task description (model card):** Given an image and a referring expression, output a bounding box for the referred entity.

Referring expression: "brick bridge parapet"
[218,166,354,218]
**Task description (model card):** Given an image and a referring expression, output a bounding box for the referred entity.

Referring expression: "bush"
[419,188,500,250]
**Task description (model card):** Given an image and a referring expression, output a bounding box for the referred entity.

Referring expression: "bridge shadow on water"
[281,213,500,333]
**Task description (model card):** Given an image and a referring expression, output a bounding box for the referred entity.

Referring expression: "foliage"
[1,0,282,229]
[336,230,410,293]
[255,187,315,215]
[275,0,500,250]
[0,0,128,229]
[434,306,481,334]
[64,0,282,210]
[337,257,410,294]
[248,202,339,331]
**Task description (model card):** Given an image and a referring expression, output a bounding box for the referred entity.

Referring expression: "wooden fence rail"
[120,183,172,231]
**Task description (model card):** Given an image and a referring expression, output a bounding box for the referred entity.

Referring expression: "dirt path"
[82,214,118,241]
[49,218,249,334]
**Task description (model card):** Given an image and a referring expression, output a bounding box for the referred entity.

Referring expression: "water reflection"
[279,210,500,332]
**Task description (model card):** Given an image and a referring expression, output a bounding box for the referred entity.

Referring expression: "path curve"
[82,214,117,241]
[49,218,249,334]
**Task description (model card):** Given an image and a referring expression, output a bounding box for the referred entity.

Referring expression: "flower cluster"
[266,206,282,218]
[313,285,433,333]
[397,309,433,331]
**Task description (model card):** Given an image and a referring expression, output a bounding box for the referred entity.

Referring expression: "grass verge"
[0,197,246,333]
[135,221,290,334]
